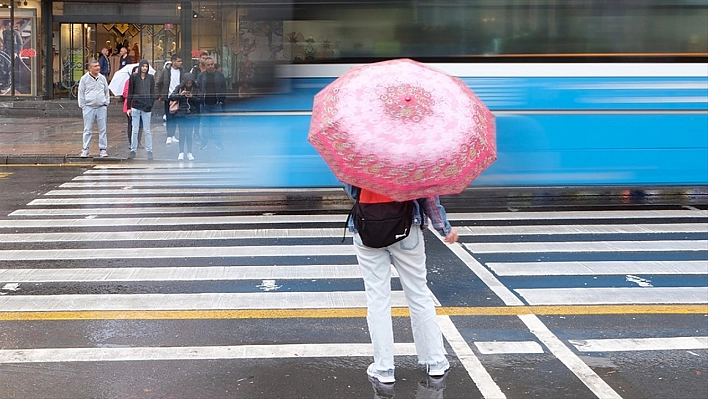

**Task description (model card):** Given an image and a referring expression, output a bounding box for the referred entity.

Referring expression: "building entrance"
[56,22,181,99]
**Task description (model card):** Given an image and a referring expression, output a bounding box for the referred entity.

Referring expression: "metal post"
[43,0,53,98]
[9,0,15,96]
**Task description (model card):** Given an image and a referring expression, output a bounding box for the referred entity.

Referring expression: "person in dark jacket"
[156,54,184,144]
[118,46,131,70]
[127,59,156,160]
[98,48,110,78]
[168,72,201,161]
[196,56,227,150]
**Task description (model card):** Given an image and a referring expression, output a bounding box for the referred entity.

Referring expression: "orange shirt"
[359,188,394,204]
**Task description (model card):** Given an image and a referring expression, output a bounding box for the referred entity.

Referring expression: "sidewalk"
[0,111,236,164]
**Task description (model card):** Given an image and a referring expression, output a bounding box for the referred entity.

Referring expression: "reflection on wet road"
[0,165,706,398]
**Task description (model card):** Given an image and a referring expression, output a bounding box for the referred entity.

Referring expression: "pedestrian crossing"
[1,164,707,398]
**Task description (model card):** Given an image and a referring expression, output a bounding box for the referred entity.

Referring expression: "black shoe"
[128,151,136,159]
[147,151,154,161]
[199,144,207,150]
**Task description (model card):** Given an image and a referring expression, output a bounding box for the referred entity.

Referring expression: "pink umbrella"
[308,58,496,202]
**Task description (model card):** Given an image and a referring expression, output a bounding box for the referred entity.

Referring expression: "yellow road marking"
[0,172,12,178]
[0,305,705,321]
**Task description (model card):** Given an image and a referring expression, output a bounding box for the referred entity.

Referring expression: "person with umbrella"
[344,184,458,384]
[308,58,496,384]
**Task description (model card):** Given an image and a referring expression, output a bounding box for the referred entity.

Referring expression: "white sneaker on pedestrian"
[367,363,395,384]
[99,149,108,157]
[166,137,173,144]
[80,150,89,158]
[187,153,194,161]
[426,359,450,377]
[172,137,179,143]
[177,152,184,160]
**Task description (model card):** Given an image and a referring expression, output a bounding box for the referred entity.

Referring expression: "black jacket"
[168,73,201,117]
[127,60,156,112]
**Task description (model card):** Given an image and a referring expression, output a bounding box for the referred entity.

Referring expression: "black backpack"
[346,199,415,248]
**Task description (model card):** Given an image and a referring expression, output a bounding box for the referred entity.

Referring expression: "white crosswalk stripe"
[2,164,706,398]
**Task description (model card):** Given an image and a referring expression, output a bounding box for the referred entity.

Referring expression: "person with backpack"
[344,184,458,385]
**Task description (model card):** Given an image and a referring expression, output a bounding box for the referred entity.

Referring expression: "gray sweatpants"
[82,106,108,151]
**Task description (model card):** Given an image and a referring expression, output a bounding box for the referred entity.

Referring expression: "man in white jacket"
[78,58,110,157]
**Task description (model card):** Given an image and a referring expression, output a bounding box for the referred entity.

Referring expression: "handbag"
[169,100,179,114]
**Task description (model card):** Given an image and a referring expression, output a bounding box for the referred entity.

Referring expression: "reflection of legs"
[389,229,446,368]
[354,234,395,372]
[96,106,108,151]
[82,107,95,151]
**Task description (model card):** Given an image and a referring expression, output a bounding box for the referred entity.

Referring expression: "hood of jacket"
[180,72,196,86]
[138,59,150,74]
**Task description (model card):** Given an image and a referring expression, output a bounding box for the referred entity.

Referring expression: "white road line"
[9,207,278,216]
[569,337,708,352]
[0,245,355,261]
[520,314,623,399]
[488,260,708,276]
[436,236,623,398]
[32,196,333,204]
[464,240,708,253]
[0,291,432,311]
[0,228,349,243]
[0,343,420,364]
[0,265,378,282]
[474,341,545,355]
[438,316,506,398]
[72,174,246,181]
[516,287,708,305]
[459,224,708,235]
[0,215,346,228]
[449,210,707,221]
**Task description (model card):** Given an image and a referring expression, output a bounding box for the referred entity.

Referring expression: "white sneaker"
[426,359,450,377]
[172,137,179,143]
[80,150,89,157]
[177,152,184,160]
[367,363,395,384]
[187,153,194,161]
[166,137,173,144]
[99,149,108,157]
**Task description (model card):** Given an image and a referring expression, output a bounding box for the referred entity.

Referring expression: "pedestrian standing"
[98,47,111,79]
[156,54,183,144]
[169,73,200,161]
[122,65,142,149]
[118,46,131,70]
[127,59,156,160]
[344,184,458,384]
[78,59,110,158]
[196,56,226,150]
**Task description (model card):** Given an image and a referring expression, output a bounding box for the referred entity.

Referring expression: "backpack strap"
[342,201,356,243]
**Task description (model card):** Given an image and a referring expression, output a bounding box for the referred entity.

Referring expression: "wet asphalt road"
[0,165,706,399]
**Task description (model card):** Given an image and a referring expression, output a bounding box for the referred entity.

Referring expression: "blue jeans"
[200,103,223,146]
[130,108,153,152]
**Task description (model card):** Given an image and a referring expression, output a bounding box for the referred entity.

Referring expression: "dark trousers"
[200,103,223,147]
[127,114,143,146]
[163,100,176,138]
[175,116,197,153]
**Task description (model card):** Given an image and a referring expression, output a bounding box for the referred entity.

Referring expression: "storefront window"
[1,8,38,96]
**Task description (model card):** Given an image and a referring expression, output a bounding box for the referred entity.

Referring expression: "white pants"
[353,227,446,372]
[82,106,107,152]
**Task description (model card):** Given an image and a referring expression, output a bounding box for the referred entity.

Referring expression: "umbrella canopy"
[108,62,156,96]
[308,58,496,202]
